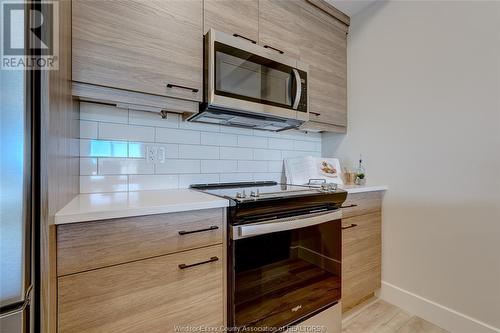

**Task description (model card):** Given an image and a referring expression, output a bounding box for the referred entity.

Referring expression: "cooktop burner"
[190,181,338,202]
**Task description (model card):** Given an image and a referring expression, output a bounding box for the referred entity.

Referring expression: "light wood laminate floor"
[342,300,448,333]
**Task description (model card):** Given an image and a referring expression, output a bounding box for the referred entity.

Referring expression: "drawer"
[58,244,224,333]
[341,212,381,311]
[341,191,383,218]
[57,208,224,276]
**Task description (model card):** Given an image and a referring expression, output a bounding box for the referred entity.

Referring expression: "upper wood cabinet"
[299,2,348,130]
[72,0,203,102]
[204,0,259,43]
[258,0,301,58]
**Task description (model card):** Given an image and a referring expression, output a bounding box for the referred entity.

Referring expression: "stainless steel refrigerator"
[0,1,34,331]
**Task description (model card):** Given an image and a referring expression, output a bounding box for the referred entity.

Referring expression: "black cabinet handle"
[264,45,284,54]
[233,33,257,44]
[310,112,321,116]
[178,225,219,235]
[342,224,358,230]
[341,204,358,209]
[166,83,199,93]
[178,256,219,270]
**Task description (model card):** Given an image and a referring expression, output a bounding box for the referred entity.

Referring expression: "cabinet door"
[204,0,259,43]
[258,0,301,59]
[341,212,381,312]
[73,0,203,101]
[299,3,347,127]
[58,245,224,333]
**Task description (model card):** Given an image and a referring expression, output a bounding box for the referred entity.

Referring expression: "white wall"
[79,102,321,193]
[323,1,500,331]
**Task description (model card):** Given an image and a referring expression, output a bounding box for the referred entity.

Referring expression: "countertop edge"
[54,200,229,225]
[342,185,388,194]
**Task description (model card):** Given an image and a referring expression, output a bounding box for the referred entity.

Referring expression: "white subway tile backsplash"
[129,110,179,128]
[220,126,250,135]
[80,158,97,176]
[99,123,155,142]
[156,160,200,174]
[237,135,268,148]
[80,120,98,139]
[80,175,128,193]
[253,149,282,161]
[80,102,128,124]
[220,173,254,183]
[293,140,317,152]
[201,132,238,146]
[179,120,220,132]
[220,147,253,160]
[179,174,220,188]
[156,128,200,144]
[128,142,179,159]
[80,139,128,158]
[238,160,268,173]
[79,102,322,193]
[268,138,291,150]
[253,172,282,182]
[268,161,284,173]
[98,158,153,175]
[128,175,179,191]
[282,150,321,159]
[179,145,219,159]
[201,160,237,173]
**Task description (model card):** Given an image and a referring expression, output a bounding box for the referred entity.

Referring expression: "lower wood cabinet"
[341,192,383,312]
[58,244,224,333]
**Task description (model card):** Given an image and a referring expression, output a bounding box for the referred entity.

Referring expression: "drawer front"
[342,212,381,311]
[58,244,224,333]
[57,208,224,276]
[341,191,383,219]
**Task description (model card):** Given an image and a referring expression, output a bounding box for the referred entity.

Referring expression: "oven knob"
[250,190,260,197]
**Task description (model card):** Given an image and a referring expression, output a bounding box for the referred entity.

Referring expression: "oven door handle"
[292,68,302,110]
[232,210,342,240]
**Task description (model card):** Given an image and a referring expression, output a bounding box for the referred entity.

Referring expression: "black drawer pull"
[179,256,219,270]
[264,45,284,54]
[178,225,219,235]
[166,83,199,93]
[233,33,257,44]
[342,224,358,230]
[341,204,358,209]
[310,112,321,116]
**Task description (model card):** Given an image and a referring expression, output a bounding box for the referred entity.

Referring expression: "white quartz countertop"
[54,185,387,225]
[339,184,388,194]
[54,189,230,225]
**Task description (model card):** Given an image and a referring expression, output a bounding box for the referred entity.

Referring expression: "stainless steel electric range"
[191,181,347,332]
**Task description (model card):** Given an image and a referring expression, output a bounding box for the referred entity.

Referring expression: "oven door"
[228,210,342,331]
[206,29,308,121]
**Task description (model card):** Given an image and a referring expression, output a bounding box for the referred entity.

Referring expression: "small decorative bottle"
[355,155,366,186]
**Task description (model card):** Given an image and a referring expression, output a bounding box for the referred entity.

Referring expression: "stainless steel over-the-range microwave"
[188,29,309,132]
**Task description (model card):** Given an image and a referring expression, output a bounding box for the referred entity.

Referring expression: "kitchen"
[0,1,499,333]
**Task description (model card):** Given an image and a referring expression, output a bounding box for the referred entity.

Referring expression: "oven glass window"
[231,220,341,331]
[215,42,295,109]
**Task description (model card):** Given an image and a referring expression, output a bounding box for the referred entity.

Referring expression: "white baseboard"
[379,281,500,333]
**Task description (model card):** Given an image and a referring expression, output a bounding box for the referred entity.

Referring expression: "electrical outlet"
[146,146,166,164]
[146,145,157,164]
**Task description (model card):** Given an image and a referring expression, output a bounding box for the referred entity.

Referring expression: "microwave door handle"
[292,69,302,110]
[234,210,342,240]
